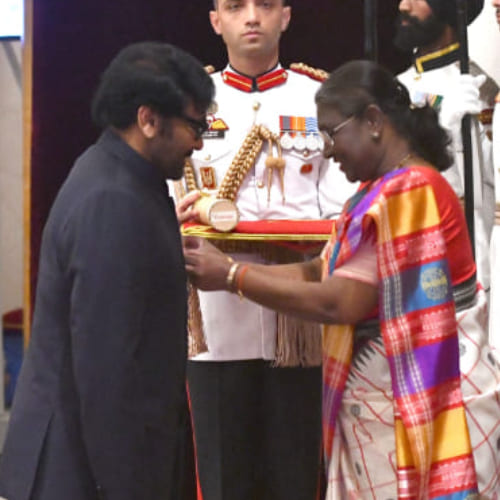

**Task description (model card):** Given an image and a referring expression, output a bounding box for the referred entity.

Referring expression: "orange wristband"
[235,265,249,299]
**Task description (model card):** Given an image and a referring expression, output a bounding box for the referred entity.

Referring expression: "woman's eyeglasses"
[318,115,354,148]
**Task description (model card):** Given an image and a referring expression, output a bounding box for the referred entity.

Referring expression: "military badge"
[305,134,320,151]
[280,132,294,150]
[294,134,306,151]
[203,113,229,139]
[199,167,217,190]
[279,115,321,153]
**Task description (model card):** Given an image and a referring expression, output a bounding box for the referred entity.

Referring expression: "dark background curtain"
[29,1,410,497]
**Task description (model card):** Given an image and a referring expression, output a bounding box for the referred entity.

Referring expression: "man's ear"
[209,10,222,35]
[137,105,159,139]
[281,6,292,33]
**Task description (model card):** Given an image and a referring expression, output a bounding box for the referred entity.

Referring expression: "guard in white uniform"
[178,2,357,500]
[185,62,356,500]
[189,64,354,361]
[395,0,498,295]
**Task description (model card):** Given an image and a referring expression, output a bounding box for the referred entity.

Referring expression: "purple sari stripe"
[345,169,407,249]
[389,335,460,398]
[323,388,344,427]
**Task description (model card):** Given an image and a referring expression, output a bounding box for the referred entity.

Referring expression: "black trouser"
[187,359,322,500]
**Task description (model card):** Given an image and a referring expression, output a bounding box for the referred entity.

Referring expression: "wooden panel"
[22,0,33,346]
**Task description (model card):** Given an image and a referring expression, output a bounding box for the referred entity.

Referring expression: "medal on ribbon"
[279,115,321,152]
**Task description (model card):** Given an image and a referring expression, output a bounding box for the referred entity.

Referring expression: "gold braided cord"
[183,124,283,203]
[172,179,186,202]
[218,125,260,200]
[217,124,283,201]
[183,159,198,192]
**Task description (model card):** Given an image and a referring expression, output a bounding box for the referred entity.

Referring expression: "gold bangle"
[226,262,240,291]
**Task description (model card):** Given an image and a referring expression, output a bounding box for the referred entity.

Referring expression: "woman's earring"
[371,131,380,140]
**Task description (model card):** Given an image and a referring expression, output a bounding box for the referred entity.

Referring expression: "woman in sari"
[183,60,500,500]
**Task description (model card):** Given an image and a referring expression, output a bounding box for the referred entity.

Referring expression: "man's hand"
[176,190,201,225]
[183,236,233,291]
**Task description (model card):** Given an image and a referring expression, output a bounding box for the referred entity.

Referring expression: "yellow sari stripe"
[395,406,473,467]
[430,406,473,461]
[379,185,441,242]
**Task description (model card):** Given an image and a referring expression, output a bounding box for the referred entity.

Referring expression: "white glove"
[439,73,487,136]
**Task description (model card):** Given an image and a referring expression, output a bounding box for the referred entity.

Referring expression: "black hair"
[91,41,215,130]
[315,60,452,172]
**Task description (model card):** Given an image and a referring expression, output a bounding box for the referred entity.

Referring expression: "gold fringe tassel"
[275,314,322,367]
[187,283,208,357]
[187,239,323,367]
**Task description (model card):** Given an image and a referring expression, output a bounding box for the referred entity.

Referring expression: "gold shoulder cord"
[184,124,285,204]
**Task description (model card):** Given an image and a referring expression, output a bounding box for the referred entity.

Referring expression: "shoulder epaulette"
[289,62,329,82]
[204,65,216,75]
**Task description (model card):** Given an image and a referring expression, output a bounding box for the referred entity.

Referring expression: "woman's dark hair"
[315,60,452,171]
[91,41,215,130]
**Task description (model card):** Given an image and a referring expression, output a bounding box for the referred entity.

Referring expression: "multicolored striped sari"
[322,166,479,499]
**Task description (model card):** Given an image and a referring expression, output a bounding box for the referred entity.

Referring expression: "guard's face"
[394,0,446,51]
[210,0,291,62]
[493,0,500,27]
[398,0,433,22]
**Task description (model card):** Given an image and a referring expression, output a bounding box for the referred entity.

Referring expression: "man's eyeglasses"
[180,114,209,140]
[318,115,355,148]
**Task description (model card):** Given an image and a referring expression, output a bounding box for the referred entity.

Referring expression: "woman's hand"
[176,190,201,225]
[183,236,233,291]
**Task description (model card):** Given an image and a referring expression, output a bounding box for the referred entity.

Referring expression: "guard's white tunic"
[190,66,357,361]
[398,61,496,293]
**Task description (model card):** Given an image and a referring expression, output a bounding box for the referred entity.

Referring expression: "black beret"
[426,0,484,26]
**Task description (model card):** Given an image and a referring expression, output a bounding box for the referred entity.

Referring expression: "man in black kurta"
[0,42,214,500]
